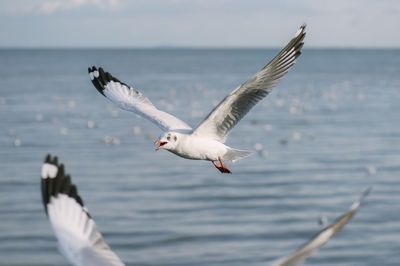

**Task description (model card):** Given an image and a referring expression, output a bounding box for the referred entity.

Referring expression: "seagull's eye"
[174,136,177,141]
[167,136,171,141]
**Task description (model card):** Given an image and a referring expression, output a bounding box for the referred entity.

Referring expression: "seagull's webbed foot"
[212,157,232,174]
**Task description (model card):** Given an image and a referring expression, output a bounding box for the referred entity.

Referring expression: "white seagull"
[41,155,370,266]
[270,187,371,266]
[88,25,306,173]
[41,155,125,266]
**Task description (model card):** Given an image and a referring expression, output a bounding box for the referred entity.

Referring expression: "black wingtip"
[88,65,106,96]
[295,24,306,40]
[41,154,88,217]
[45,154,51,163]
[59,163,65,177]
[88,65,131,98]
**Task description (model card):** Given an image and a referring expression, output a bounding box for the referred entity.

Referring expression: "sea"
[0,48,399,265]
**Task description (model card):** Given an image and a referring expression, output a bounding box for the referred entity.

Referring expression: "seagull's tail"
[224,148,253,163]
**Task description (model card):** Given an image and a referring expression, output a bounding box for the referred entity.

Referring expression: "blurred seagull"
[41,155,124,266]
[88,25,306,173]
[270,187,371,266]
[41,155,370,266]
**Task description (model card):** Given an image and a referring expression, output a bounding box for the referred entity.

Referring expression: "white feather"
[193,25,306,142]
[47,194,124,266]
[269,187,370,266]
[41,163,58,179]
[89,67,191,132]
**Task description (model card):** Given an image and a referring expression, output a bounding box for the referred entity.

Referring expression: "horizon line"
[0,45,399,50]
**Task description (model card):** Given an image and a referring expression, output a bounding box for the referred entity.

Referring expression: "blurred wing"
[193,25,306,142]
[41,154,125,266]
[89,66,192,132]
[270,187,371,266]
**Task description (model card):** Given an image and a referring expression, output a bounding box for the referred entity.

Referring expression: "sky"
[0,0,400,48]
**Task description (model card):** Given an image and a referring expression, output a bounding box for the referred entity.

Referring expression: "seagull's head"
[155,132,180,151]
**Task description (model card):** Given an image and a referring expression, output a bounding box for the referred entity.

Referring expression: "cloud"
[1,0,399,47]
[0,0,121,15]
[39,0,121,13]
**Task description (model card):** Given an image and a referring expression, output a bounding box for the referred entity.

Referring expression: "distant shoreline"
[0,47,399,51]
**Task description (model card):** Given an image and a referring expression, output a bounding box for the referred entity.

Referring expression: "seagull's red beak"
[155,139,167,151]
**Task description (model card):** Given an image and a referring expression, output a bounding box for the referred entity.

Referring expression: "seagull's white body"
[41,155,370,266]
[169,133,227,160]
[89,25,306,172]
[162,132,251,162]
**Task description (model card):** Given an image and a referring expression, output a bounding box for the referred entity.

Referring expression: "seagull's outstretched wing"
[270,187,371,266]
[41,154,125,266]
[89,66,192,132]
[193,25,306,142]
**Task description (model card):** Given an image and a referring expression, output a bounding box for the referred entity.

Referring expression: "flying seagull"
[270,187,371,266]
[41,155,369,266]
[41,155,124,266]
[89,25,305,173]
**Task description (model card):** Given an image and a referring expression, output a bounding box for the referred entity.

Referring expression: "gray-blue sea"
[0,48,399,265]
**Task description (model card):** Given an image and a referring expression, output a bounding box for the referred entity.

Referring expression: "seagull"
[88,25,305,174]
[270,187,371,266]
[41,155,124,266]
[41,155,370,266]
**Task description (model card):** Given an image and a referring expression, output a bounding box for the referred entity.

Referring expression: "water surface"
[0,48,399,265]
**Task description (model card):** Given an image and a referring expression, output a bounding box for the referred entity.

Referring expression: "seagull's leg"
[212,157,232,174]
[212,160,221,170]
[218,157,232,174]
